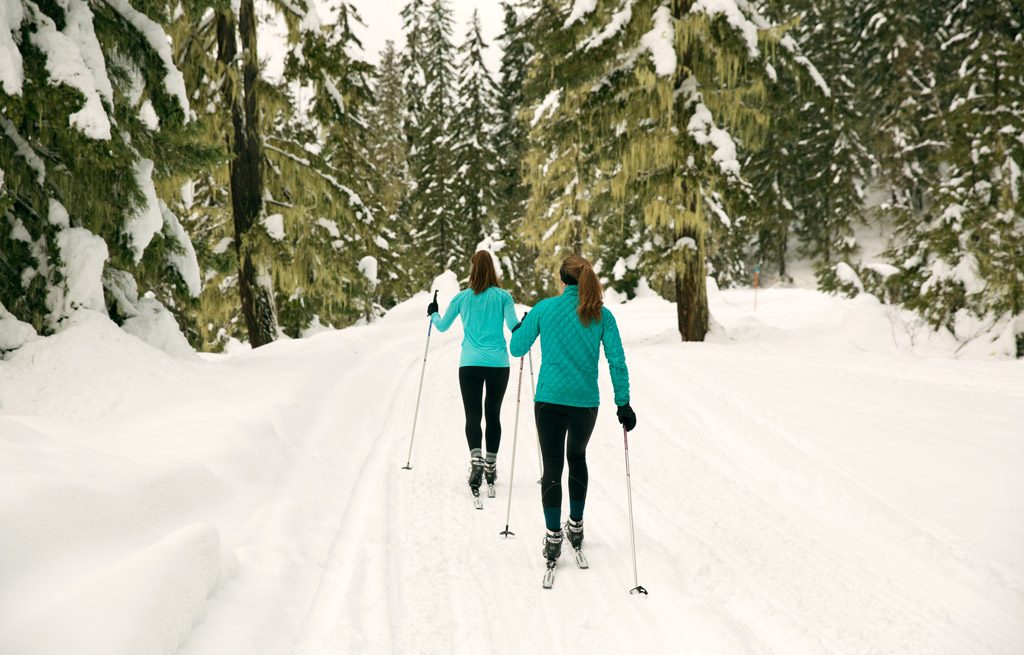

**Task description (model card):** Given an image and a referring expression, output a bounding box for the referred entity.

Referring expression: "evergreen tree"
[0,0,212,343]
[169,1,381,348]
[451,10,499,273]
[882,0,1024,344]
[753,0,871,289]
[274,2,382,329]
[493,0,542,301]
[408,0,460,274]
[853,0,949,222]
[524,0,814,340]
[366,40,414,307]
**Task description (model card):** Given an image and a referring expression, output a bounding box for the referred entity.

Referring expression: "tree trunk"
[218,3,278,347]
[675,229,708,341]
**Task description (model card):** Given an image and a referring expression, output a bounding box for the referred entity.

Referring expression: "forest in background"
[1,0,1021,354]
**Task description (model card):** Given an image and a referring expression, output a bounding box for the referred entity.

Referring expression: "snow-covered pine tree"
[520,0,607,297]
[168,0,382,347]
[407,0,460,275]
[524,0,816,340]
[493,0,542,301]
[273,1,384,329]
[365,40,415,308]
[853,0,948,224]
[882,0,1023,350]
[0,0,210,348]
[451,10,499,277]
[753,0,871,290]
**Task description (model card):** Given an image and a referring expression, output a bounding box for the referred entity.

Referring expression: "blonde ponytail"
[561,255,603,326]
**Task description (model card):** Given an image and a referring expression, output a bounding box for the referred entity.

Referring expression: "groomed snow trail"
[3,284,1022,655]
[286,286,1024,654]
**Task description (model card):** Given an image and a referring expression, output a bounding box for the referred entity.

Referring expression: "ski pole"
[529,349,542,484]
[623,425,648,595]
[499,354,526,537]
[402,290,438,470]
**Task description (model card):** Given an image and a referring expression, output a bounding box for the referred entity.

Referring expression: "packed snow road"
[2,277,1022,654]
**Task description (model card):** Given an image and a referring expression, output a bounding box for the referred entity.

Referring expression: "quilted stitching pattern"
[510,286,629,407]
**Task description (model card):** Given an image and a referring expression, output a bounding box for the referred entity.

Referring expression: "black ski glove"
[427,290,439,317]
[616,403,637,431]
[511,311,528,333]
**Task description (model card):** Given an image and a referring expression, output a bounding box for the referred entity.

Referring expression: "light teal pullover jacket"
[509,285,630,408]
[431,287,519,367]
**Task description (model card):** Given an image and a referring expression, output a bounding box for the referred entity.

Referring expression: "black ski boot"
[484,462,497,486]
[468,457,485,491]
[542,529,563,561]
[564,518,584,550]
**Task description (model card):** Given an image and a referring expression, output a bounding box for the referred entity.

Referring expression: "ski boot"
[542,529,563,562]
[484,462,497,485]
[468,456,485,492]
[563,518,584,550]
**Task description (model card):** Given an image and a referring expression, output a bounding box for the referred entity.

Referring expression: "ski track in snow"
[3,288,1023,654]
[291,298,1023,654]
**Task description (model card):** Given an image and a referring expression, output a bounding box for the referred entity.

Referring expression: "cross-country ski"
[542,561,557,590]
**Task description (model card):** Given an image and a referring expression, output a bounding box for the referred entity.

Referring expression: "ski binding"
[487,484,496,498]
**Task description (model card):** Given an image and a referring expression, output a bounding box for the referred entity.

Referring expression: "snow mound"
[0,301,36,353]
[121,298,198,360]
[1,522,227,655]
[0,310,183,420]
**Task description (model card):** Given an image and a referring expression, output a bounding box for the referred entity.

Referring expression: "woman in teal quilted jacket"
[429,251,519,493]
[509,254,637,563]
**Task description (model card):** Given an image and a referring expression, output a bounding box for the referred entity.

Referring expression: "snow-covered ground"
[2,276,1023,654]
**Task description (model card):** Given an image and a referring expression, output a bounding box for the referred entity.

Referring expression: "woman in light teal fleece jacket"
[509,254,636,563]
[430,251,519,492]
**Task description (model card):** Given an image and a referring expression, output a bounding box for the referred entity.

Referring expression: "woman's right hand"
[616,403,637,431]
[427,299,439,316]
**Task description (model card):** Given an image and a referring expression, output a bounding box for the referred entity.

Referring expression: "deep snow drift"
[1,277,1022,654]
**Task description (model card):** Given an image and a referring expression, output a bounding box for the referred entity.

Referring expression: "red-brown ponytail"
[561,255,603,326]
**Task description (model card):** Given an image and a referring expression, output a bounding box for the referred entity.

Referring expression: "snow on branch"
[103,0,190,119]
[1,117,46,185]
[640,5,676,77]
[780,36,830,97]
[687,101,740,176]
[581,0,634,52]
[61,0,114,104]
[28,2,111,139]
[1,0,25,95]
[564,0,597,28]
[690,0,759,58]
[125,158,164,263]
[531,89,561,127]
[159,200,202,296]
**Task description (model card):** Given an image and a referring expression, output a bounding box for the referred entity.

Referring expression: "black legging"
[536,402,599,512]
[458,366,511,454]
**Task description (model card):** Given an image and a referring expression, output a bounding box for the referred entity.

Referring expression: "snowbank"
[0,301,36,353]
[1,521,227,655]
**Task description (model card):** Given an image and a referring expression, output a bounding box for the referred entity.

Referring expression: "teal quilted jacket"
[509,285,630,408]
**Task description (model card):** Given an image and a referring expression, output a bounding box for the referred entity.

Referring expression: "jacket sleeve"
[601,309,630,406]
[502,291,519,331]
[431,291,463,332]
[509,301,541,357]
